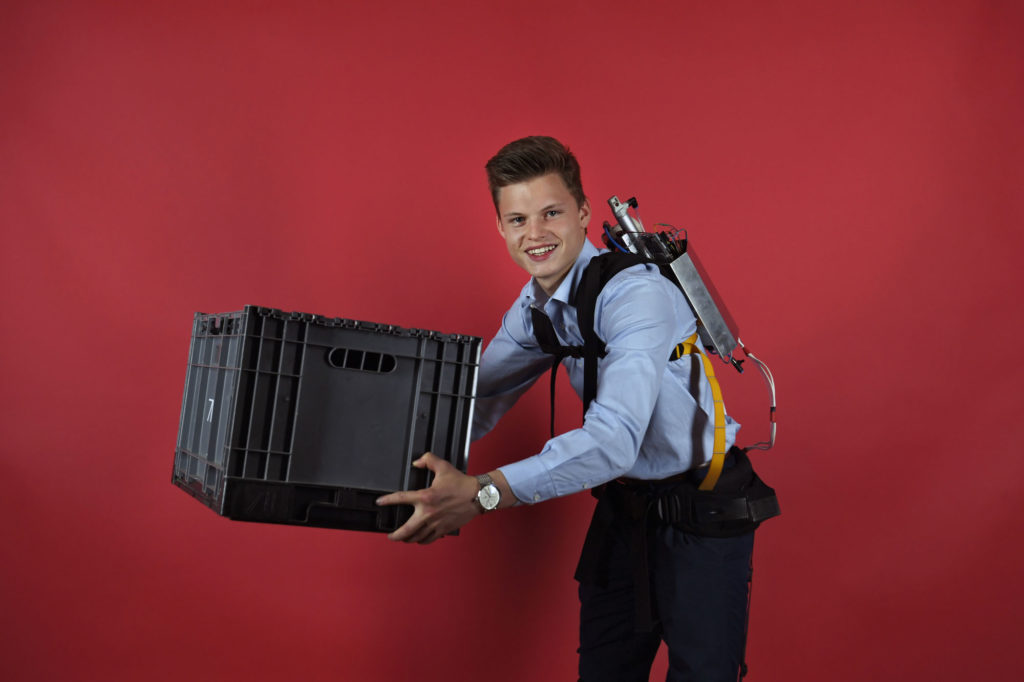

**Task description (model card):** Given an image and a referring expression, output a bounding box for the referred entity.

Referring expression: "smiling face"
[495,173,591,296]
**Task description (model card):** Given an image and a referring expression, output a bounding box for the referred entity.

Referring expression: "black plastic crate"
[172,305,481,533]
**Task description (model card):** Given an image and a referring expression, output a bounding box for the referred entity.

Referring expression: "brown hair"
[485,136,585,212]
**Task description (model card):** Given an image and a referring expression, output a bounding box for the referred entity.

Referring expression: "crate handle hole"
[327,348,397,373]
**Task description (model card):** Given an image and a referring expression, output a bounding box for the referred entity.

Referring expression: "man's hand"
[376,452,481,544]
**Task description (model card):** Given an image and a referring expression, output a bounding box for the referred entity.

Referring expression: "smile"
[526,245,556,256]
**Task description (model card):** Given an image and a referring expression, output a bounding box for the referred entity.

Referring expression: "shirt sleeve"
[499,269,692,503]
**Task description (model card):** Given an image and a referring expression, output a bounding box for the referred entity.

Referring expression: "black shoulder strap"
[531,252,649,437]
[570,252,649,413]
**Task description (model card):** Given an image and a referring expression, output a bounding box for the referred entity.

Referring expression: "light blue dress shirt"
[472,240,741,504]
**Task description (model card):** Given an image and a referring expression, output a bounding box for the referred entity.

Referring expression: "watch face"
[478,484,500,511]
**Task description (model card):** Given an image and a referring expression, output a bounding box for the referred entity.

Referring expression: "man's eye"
[510,217,524,225]
[546,210,561,218]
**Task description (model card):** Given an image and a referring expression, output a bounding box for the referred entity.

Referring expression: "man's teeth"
[527,245,556,255]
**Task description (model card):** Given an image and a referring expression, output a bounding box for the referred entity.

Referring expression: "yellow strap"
[676,333,727,491]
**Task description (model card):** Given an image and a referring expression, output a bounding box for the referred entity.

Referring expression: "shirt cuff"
[498,457,554,504]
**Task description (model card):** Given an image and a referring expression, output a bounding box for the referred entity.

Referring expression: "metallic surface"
[666,246,740,363]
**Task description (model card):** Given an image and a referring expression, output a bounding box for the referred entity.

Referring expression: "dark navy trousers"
[577,505,755,682]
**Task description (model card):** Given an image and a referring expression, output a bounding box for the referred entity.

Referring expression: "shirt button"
[533,493,541,502]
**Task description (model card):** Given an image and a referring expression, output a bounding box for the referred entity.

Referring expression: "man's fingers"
[408,524,437,545]
[415,451,453,475]
[379,452,468,543]
[386,511,423,542]
[376,489,419,507]
[385,504,449,544]
[387,513,441,544]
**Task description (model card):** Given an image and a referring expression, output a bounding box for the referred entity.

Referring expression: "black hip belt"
[608,448,779,535]
[575,447,780,632]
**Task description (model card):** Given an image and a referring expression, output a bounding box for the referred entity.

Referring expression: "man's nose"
[526,216,546,239]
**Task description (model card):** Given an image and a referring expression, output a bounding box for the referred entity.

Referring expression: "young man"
[377,136,756,681]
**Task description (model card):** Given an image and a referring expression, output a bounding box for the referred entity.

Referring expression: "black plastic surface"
[172,305,481,533]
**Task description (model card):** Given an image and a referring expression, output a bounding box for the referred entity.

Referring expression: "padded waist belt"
[655,482,781,528]
[575,447,780,632]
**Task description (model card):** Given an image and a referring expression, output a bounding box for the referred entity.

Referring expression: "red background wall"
[2,1,1022,680]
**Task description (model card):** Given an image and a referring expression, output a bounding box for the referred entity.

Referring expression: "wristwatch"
[475,474,500,512]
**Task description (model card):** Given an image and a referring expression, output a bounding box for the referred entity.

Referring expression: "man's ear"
[495,215,506,238]
[579,198,591,229]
